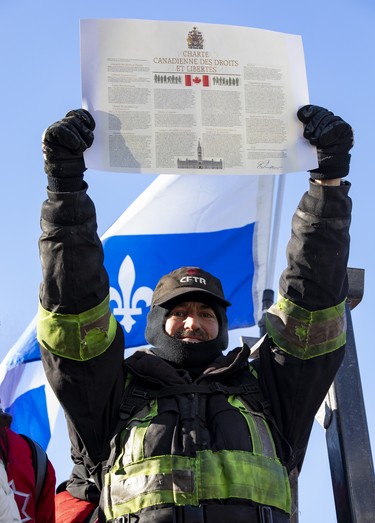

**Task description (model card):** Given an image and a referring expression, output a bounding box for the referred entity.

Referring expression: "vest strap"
[135,382,260,399]
[109,504,290,523]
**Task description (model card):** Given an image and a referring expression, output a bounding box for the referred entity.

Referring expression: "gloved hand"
[297,105,354,180]
[42,109,95,191]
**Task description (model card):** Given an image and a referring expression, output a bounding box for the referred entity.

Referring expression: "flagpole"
[258,174,299,521]
[266,174,286,290]
[257,174,285,339]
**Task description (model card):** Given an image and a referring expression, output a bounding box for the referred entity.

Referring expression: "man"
[38,105,353,523]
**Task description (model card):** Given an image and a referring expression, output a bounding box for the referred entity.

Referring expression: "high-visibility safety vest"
[102,378,291,521]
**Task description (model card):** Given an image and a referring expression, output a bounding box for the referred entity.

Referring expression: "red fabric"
[4,428,56,523]
[55,491,97,522]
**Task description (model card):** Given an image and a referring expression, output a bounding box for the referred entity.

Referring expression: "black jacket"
[38,179,351,517]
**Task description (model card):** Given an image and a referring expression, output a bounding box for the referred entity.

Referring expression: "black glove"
[42,109,95,192]
[297,105,354,180]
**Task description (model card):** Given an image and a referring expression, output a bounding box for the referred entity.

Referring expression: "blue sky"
[0,1,374,521]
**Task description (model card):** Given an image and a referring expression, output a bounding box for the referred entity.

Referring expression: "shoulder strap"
[93,376,152,490]
[20,434,48,503]
[237,366,273,418]
[240,366,293,466]
[102,378,152,474]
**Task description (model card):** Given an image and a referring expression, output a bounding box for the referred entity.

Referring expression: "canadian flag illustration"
[185,75,210,86]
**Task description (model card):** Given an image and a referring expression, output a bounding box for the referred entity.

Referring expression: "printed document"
[81,19,318,175]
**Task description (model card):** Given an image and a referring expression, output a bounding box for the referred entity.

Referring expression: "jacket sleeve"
[260,180,352,470]
[37,184,125,467]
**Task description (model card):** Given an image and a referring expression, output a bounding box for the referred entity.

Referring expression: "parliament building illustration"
[177,141,223,169]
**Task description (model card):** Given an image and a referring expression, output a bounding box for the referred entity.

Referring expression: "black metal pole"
[322,269,375,522]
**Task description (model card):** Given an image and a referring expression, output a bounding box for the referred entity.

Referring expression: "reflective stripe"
[122,401,158,465]
[249,364,259,380]
[251,413,277,460]
[37,295,117,361]
[104,450,291,519]
[266,295,346,360]
[228,396,263,455]
[228,396,277,459]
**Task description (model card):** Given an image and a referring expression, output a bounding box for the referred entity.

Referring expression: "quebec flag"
[0,173,275,450]
[0,317,60,450]
[102,174,275,348]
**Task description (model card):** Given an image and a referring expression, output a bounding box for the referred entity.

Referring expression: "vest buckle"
[209,382,226,393]
[259,506,274,523]
[114,516,139,523]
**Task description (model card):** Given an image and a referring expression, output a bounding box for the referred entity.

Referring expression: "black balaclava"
[145,267,230,369]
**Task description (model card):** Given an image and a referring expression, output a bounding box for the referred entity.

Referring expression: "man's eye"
[172,311,185,317]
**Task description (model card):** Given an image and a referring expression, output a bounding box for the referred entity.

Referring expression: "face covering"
[145,296,228,368]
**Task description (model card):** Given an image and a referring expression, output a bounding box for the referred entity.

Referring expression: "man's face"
[164,301,219,343]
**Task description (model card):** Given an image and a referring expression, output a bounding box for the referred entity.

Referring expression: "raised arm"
[38,110,125,469]
[260,105,354,470]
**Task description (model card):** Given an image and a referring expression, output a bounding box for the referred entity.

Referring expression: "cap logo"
[180,276,207,285]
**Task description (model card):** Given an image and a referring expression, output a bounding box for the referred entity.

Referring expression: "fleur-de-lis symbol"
[110,255,153,332]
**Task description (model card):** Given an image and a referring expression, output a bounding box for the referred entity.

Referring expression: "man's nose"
[183,314,200,329]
